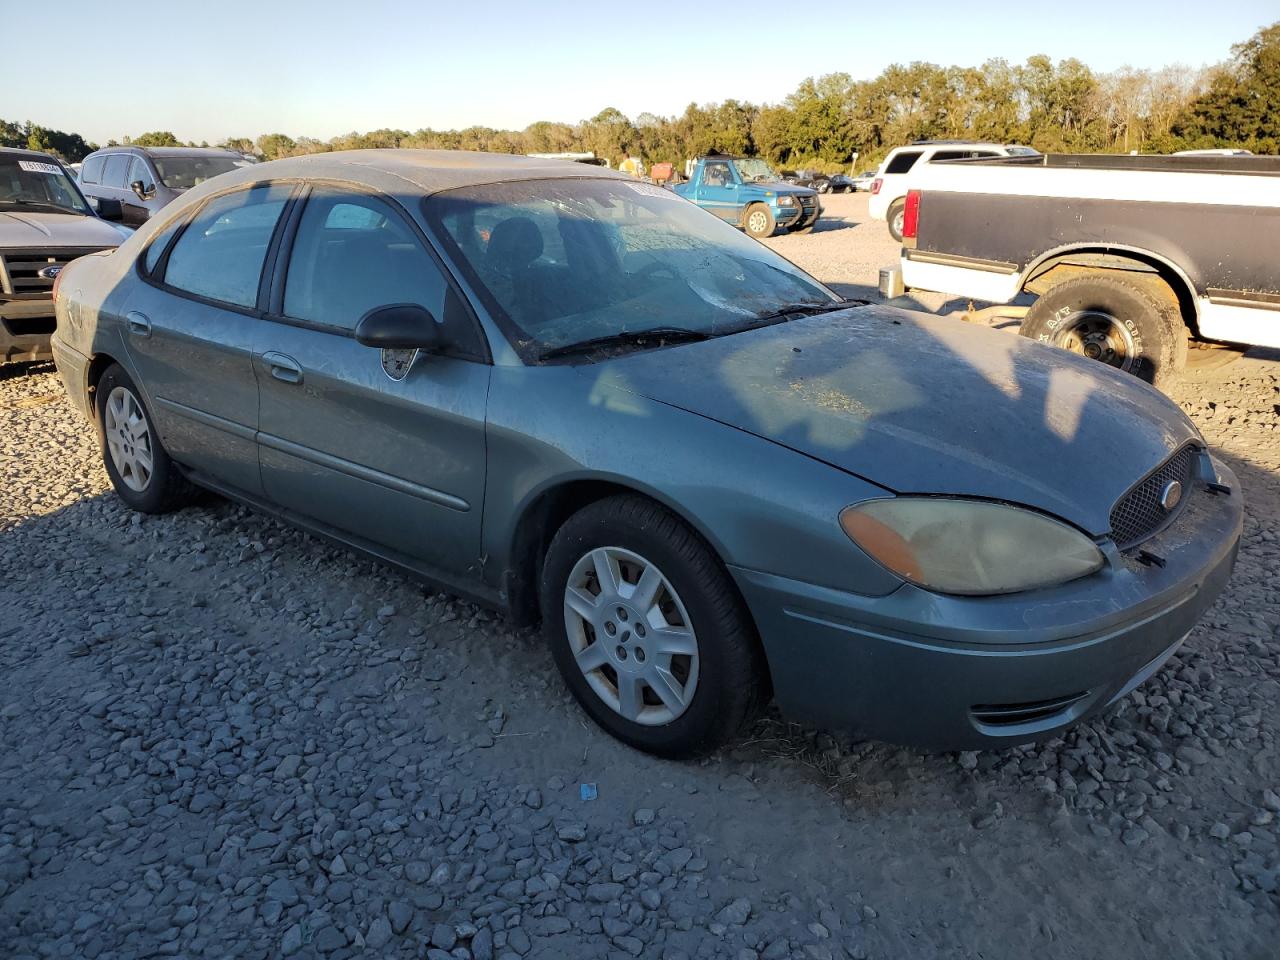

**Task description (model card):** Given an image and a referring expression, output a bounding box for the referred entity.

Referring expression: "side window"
[702,162,731,186]
[929,150,964,162]
[282,189,482,357]
[143,215,188,275]
[162,184,291,307]
[128,156,154,190]
[102,155,130,188]
[884,151,921,174]
[81,156,104,185]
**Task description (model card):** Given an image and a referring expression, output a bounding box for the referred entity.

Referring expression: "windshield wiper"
[746,300,858,327]
[0,200,82,215]
[538,327,712,362]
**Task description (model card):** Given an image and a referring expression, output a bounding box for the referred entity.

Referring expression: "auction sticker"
[19,161,61,175]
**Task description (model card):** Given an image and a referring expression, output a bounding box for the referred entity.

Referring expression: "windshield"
[426,178,837,361]
[0,156,92,216]
[152,155,244,190]
[734,158,778,182]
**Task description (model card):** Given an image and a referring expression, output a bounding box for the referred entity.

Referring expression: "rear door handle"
[125,311,151,337]
[262,351,303,385]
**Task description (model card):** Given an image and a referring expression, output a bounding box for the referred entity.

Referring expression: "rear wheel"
[539,495,765,758]
[743,203,776,239]
[887,199,906,242]
[95,363,197,513]
[1019,273,1189,388]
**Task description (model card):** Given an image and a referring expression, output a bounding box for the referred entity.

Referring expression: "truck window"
[884,152,921,175]
[702,161,732,187]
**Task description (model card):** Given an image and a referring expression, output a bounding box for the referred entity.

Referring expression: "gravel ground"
[1,197,1278,960]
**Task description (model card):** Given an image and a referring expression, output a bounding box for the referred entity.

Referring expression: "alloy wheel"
[104,386,154,492]
[562,546,700,726]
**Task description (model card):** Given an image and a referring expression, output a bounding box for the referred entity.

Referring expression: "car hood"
[589,305,1200,535]
[747,180,813,196]
[0,211,126,247]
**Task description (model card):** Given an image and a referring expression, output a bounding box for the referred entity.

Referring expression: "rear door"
[254,184,490,576]
[122,182,295,497]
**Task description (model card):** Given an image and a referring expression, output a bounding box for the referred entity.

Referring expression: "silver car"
[78,146,247,227]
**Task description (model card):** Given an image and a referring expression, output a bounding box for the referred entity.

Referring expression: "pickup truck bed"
[896,153,1280,386]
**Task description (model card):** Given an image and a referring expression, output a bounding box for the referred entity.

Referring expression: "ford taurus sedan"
[50,151,1242,758]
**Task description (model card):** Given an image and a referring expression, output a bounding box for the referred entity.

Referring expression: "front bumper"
[732,456,1242,750]
[50,334,94,421]
[0,299,56,363]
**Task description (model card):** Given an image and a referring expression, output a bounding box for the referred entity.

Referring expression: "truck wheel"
[95,363,198,513]
[1020,274,1189,388]
[539,495,766,758]
[743,204,775,239]
[887,199,906,242]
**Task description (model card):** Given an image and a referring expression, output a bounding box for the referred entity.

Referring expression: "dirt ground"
[1,194,1277,959]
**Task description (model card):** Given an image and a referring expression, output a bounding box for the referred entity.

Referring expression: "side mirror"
[96,198,124,221]
[130,180,154,200]
[355,304,442,351]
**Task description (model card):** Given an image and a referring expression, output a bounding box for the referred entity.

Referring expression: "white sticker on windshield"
[625,181,683,202]
[18,161,62,175]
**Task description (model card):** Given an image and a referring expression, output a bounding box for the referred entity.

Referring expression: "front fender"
[480,364,904,600]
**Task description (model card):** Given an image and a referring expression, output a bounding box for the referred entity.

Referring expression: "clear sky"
[4,0,1274,145]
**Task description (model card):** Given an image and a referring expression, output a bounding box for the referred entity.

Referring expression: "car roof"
[88,146,243,159]
[181,149,632,199]
[0,146,63,162]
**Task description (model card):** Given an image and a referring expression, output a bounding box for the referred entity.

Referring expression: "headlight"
[777,196,796,206]
[839,498,1104,596]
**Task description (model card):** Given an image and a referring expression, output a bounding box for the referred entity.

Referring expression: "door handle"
[125,311,151,337]
[262,351,303,385]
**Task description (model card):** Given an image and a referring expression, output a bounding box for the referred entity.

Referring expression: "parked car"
[850,170,877,191]
[674,155,820,237]
[0,147,129,364]
[781,169,833,193]
[78,146,247,226]
[825,173,856,193]
[52,150,1241,758]
[887,151,1280,387]
[869,141,1039,240]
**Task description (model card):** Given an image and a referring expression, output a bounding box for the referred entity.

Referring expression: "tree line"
[5,22,1276,170]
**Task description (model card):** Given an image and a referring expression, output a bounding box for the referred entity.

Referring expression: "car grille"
[0,248,105,300]
[799,195,818,211]
[971,691,1089,728]
[1109,445,1199,550]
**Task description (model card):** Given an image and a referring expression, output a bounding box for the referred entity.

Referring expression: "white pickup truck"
[887,153,1280,386]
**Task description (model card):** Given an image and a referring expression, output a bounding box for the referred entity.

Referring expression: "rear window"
[930,150,1001,162]
[884,151,921,175]
[81,155,105,185]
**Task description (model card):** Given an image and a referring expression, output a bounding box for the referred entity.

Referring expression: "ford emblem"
[37,265,63,280]
[1159,480,1183,512]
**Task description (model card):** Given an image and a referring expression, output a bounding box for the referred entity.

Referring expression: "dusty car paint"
[50,150,1243,751]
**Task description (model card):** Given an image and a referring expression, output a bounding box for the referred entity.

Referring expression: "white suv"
[868,141,1039,240]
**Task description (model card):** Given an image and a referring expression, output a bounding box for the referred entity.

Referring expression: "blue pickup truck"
[673,155,820,238]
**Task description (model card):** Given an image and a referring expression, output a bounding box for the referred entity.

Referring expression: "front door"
[120,156,155,226]
[695,160,740,222]
[121,182,295,497]
[254,186,490,576]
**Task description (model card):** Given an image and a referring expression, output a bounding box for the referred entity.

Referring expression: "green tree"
[1174,21,1280,152]
[256,133,296,160]
[131,131,181,147]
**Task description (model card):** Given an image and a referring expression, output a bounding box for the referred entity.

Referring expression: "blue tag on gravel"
[580,782,598,801]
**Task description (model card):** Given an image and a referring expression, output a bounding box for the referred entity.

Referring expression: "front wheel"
[95,363,197,513]
[1019,274,1189,388]
[743,203,776,239]
[539,495,766,758]
[887,198,906,242]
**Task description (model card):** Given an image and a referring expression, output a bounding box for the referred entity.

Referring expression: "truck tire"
[539,495,766,758]
[887,198,906,242]
[1020,273,1189,388]
[743,204,775,239]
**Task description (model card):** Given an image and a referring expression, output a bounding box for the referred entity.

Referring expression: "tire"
[1019,273,1189,388]
[95,363,197,513]
[742,203,776,239]
[539,495,765,758]
[887,199,906,242]
[791,219,817,235]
